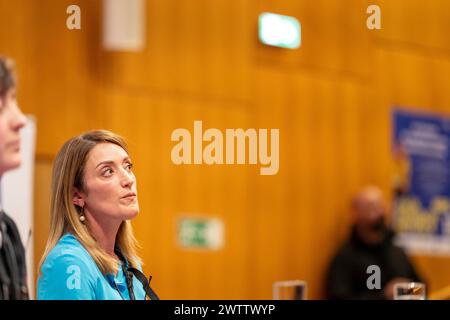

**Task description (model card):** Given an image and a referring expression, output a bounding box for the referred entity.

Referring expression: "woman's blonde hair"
[39,130,142,275]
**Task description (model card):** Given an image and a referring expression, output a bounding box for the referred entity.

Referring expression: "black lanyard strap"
[121,263,135,300]
[127,267,159,300]
[114,246,159,300]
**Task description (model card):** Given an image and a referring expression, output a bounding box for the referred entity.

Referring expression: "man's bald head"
[352,186,388,243]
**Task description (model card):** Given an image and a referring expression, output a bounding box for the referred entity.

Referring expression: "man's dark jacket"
[326,227,422,300]
[0,210,28,300]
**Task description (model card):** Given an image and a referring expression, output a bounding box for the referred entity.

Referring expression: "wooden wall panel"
[101,0,253,102]
[377,0,450,51]
[33,159,52,284]
[251,64,377,298]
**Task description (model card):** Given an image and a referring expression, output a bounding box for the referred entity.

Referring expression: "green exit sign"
[258,12,301,49]
[178,217,224,250]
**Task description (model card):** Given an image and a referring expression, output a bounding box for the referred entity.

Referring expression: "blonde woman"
[37,130,158,300]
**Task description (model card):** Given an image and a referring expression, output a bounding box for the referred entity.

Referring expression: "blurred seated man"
[326,186,423,300]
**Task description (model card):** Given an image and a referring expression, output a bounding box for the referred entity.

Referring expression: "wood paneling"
[377,0,450,52]
[101,0,253,102]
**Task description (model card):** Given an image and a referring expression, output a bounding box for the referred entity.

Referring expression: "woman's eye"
[126,163,133,171]
[102,168,113,176]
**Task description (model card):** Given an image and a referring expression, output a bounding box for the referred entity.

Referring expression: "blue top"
[37,233,146,300]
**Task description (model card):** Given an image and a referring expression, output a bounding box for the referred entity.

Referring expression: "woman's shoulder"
[41,233,97,273]
[37,234,99,300]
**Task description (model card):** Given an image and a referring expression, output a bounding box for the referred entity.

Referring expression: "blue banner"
[392,108,450,254]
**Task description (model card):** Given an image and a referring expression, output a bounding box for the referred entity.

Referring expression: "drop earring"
[80,206,86,223]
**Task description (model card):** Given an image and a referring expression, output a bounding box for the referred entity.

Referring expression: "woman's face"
[79,142,139,223]
[0,88,26,176]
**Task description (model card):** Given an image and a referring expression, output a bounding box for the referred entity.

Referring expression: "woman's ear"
[72,188,85,208]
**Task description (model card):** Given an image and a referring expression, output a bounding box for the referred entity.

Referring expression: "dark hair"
[0,57,16,97]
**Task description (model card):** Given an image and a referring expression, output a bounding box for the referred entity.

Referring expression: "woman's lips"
[121,192,137,201]
[8,139,21,151]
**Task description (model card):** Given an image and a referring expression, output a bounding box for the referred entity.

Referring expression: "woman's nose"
[121,170,134,188]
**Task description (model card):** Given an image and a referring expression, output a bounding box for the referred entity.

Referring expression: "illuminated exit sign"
[177,216,224,250]
[258,12,301,49]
